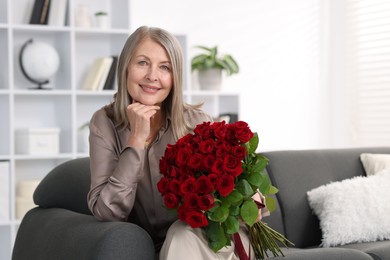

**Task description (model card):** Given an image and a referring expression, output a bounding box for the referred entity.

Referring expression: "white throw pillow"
[307,171,390,247]
[360,153,390,176]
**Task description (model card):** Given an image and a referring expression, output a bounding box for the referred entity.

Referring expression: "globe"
[19,39,60,89]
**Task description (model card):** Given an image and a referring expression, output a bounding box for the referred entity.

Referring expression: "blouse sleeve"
[87,109,145,222]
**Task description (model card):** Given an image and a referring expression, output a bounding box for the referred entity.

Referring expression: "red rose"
[232,145,246,160]
[183,193,200,209]
[178,165,192,179]
[211,158,224,175]
[168,166,179,179]
[225,127,239,146]
[235,128,254,143]
[169,179,181,195]
[164,193,179,209]
[176,147,191,166]
[198,194,215,211]
[211,121,227,140]
[207,173,218,189]
[187,153,203,170]
[180,177,196,194]
[215,142,230,158]
[163,144,177,162]
[185,210,208,228]
[194,122,213,140]
[199,139,215,154]
[210,120,226,130]
[234,121,249,129]
[177,133,193,145]
[223,154,243,177]
[159,158,168,176]
[216,174,235,197]
[157,177,170,195]
[234,121,254,143]
[178,205,187,221]
[202,154,215,171]
[196,175,213,194]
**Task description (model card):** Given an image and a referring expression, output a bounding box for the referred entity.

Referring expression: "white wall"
[130,0,343,151]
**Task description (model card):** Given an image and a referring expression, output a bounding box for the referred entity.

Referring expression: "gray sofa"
[12,147,390,259]
[12,157,155,260]
[262,147,390,260]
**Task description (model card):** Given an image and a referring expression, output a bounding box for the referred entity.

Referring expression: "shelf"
[1,1,240,259]
[13,90,72,95]
[14,154,74,160]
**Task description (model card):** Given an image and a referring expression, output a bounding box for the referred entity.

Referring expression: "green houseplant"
[94,11,109,29]
[191,46,239,90]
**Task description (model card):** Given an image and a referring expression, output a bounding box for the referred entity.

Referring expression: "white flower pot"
[198,68,222,90]
[96,15,109,29]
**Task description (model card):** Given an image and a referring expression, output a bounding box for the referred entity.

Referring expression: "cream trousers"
[159,220,256,260]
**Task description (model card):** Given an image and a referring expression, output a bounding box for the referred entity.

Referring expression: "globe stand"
[19,39,54,90]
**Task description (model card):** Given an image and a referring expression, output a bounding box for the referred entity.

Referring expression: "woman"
[87,26,265,259]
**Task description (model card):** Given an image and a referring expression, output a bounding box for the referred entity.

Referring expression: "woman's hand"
[126,102,160,148]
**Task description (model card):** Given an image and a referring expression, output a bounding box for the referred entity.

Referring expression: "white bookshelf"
[0,0,240,259]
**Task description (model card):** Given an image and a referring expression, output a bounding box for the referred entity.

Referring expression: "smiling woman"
[86,25,269,260]
[126,39,173,108]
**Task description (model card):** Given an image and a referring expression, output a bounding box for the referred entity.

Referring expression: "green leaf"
[269,185,279,195]
[191,45,239,76]
[240,200,258,226]
[265,195,277,213]
[225,190,244,205]
[208,204,229,222]
[224,216,240,234]
[258,172,271,194]
[247,133,259,154]
[253,154,269,173]
[236,179,254,197]
[229,205,240,216]
[247,170,262,187]
[205,221,228,252]
[223,54,239,74]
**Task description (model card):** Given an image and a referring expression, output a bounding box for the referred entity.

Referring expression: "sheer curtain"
[346,0,390,146]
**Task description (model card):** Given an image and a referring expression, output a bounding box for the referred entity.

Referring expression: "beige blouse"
[87,107,212,248]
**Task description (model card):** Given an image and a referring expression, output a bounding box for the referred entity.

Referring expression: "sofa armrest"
[13,207,155,260]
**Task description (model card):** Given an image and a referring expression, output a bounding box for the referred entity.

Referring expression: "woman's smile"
[140,84,161,94]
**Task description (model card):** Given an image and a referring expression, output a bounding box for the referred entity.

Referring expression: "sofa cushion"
[360,153,390,176]
[33,157,92,215]
[339,240,390,260]
[307,171,390,247]
[262,147,390,248]
[274,247,373,260]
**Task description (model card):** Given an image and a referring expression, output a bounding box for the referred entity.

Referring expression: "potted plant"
[94,11,109,29]
[191,45,239,90]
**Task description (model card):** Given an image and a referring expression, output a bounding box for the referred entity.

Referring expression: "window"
[346,0,390,145]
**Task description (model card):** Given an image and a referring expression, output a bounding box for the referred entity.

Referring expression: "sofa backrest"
[261,147,390,248]
[33,157,92,215]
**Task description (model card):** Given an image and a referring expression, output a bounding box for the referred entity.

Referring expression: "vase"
[95,15,109,29]
[198,68,222,90]
[75,4,92,28]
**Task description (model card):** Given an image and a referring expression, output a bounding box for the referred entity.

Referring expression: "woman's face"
[127,38,173,106]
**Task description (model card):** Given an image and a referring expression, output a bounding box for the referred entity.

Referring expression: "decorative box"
[15,127,60,155]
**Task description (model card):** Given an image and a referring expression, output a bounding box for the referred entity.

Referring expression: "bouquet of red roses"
[157,121,293,259]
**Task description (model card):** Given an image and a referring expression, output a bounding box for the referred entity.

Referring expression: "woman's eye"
[161,65,170,71]
[138,60,147,65]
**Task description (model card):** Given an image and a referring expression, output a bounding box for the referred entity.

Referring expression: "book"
[96,57,114,91]
[0,161,10,221]
[47,0,68,26]
[29,0,46,24]
[81,57,113,91]
[103,56,118,90]
[39,0,51,24]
